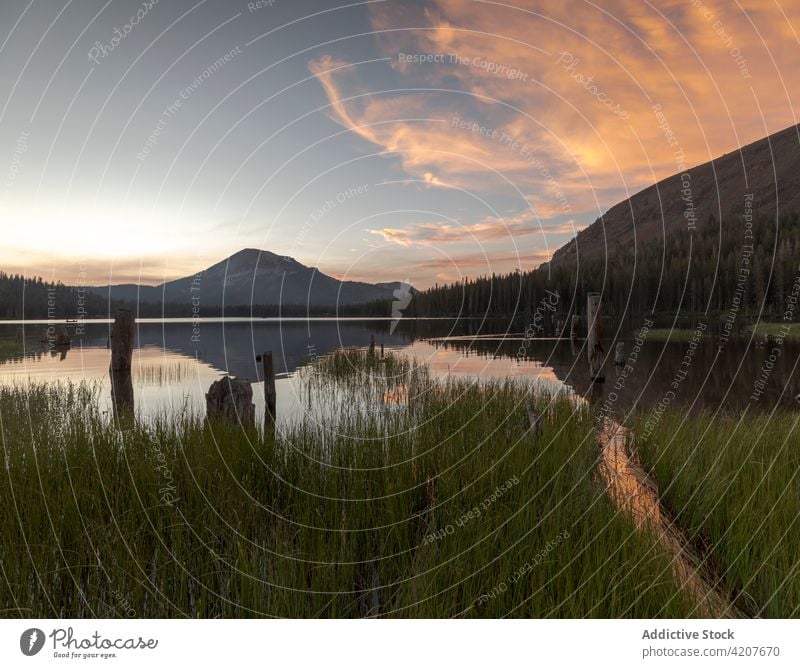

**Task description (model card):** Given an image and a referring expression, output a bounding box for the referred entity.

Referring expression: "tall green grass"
[0,350,695,618]
[635,411,800,617]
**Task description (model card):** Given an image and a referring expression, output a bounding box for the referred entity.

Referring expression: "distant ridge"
[549,122,800,264]
[88,248,406,308]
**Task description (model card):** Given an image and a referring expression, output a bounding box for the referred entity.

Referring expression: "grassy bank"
[0,337,25,358]
[639,328,706,342]
[749,322,800,341]
[0,351,696,618]
[635,411,800,617]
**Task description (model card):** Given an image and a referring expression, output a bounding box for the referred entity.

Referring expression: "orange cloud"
[369,210,584,246]
[312,0,800,217]
[304,0,800,288]
[418,251,552,272]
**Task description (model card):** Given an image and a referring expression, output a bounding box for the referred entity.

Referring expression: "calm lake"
[0,317,798,424]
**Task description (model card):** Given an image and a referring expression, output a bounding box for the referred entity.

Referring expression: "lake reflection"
[0,319,417,423]
[424,332,800,416]
[0,318,798,423]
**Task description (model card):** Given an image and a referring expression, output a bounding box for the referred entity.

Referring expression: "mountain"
[550,122,800,264]
[88,249,406,309]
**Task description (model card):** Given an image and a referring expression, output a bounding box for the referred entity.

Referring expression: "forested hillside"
[410,213,800,321]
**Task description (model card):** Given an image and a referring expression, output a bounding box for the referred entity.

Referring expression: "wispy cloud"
[369,210,584,246]
[418,250,552,272]
[312,0,800,212]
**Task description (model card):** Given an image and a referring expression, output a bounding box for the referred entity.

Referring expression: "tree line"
[0,272,393,319]
[408,213,800,323]
[0,273,114,320]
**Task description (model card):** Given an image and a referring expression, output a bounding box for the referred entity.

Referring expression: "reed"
[133,361,195,386]
[635,410,800,617]
[0,351,695,618]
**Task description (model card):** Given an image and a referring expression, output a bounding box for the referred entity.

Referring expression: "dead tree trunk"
[205,376,255,426]
[109,309,135,423]
[587,293,605,383]
[257,351,276,433]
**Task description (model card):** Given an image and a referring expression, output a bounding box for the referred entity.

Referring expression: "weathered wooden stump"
[109,309,135,423]
[110,309,134,370]
[205,376,255,426]
[587,293,605,383]
[257,351,276,433]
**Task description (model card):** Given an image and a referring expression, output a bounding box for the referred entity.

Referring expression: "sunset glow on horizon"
[1,0,798,288]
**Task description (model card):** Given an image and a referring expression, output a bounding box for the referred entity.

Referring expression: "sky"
[0,0,798,289]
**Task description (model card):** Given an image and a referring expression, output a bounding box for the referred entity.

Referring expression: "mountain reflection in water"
[0,318,797,422]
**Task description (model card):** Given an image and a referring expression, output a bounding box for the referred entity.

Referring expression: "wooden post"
[369,334,375,356]
[615,342,626,366]
[380,343,384,358]
[205,376,254,426]
[570,315,580,341]
[257,351,276,433]
[587,293,605,383]
[109,308,135,422]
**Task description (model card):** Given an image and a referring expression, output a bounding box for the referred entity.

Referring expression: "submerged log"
[205,376,255,426]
